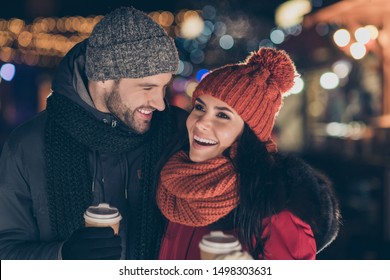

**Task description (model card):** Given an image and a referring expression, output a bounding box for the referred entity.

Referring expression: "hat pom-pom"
[246,47,296,94]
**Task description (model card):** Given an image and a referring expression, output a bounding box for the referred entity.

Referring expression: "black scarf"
[45,93,174,259]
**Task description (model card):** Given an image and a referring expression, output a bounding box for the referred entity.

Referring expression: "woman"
[157,48,340,260]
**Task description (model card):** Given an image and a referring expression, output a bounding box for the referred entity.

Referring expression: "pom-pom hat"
[192,47,296,147]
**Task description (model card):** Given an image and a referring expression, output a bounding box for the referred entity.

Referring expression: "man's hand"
[62,227,121,260]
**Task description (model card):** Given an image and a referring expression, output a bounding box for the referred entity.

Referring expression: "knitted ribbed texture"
[157,150,238,226]
[86,7,178,80]
[134,101,174,259]
[192,47,296,144]
[45,93,174,259]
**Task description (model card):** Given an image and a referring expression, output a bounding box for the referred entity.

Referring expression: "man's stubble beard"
[105,85,151,134]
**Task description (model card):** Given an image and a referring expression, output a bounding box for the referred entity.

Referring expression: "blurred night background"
[1,0,390,259]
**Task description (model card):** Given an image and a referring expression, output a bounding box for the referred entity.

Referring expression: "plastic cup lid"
[199,231,242,254]
[84,203,122,224]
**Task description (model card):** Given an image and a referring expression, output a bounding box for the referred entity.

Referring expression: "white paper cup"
[84,203,122,235]
[199,231,242,260]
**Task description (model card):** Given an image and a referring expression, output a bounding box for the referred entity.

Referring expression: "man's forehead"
[133,73,173,85]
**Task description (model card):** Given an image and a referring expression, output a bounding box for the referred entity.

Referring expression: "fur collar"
[271,153,341,253]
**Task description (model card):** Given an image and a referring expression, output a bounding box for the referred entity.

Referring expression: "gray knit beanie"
[85,7,179,81]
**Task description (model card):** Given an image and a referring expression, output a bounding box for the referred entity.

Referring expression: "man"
[0,7,187,259]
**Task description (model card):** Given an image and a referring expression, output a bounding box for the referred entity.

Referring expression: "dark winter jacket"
[159,154,341,259]
[0,40,187,259]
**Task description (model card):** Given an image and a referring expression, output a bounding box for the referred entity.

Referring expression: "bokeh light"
[196,69,209,82]
[315,23,329,36]
[270,29,285,44]
[202,5,217,20]
[275,0,312,28]
[290,76,304,94]
[213,21,227,37]
[259,39,274,47]
[332,60,352,79]
[354,27,371,44]
[190,49,205,64]
[219,35,234,50]
[333,29,350,47]
[320,72,339,90]
[185,81,198,97]
[172,77,188,93]
[326,122,348,137]
[202,21,214,36]
[180,61,194,77]
[0,63,16,81]
[350,42,366,60]
[365,25,379,40]
[180,11,204,39]
[17,31,33,47]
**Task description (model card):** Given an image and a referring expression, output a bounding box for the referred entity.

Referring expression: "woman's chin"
[189,151,210,163]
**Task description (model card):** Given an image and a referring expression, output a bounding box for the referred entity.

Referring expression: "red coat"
[159,210,316,260]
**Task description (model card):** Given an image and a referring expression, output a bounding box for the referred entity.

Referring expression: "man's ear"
[97,80,107,89]
[98,80,116,91]
[88,80,110,112]
[88,80,103,95]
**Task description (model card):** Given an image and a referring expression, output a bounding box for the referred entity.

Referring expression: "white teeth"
[138,109,153,115]
[194,135,217,144]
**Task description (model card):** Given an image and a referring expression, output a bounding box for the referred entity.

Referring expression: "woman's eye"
[217,112,230,119]
[194,104,205,111]
[143,87,152,91]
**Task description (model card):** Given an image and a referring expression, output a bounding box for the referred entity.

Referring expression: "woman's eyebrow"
[195,98,206,105]
[196,98,233,113]
[214,106,233,113]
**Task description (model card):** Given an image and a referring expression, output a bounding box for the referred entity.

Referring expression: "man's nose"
[149,91,166,111]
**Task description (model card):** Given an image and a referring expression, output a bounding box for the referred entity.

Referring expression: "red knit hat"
[192,47,296,146]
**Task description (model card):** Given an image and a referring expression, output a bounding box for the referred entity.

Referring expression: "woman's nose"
[195,116,212,130]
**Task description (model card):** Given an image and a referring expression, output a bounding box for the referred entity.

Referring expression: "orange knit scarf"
[157,150,239,227]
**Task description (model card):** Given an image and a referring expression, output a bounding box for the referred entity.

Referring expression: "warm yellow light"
[17,31,33,47]
[365,25,379,40]
[185,81,198,97]
[180,11,204,39]
[47,18,56,32]
[8,18,25,34]
[0,47,14,62]
[0,32,11,47]
[159,11,174,27]
[175,10,186,24]
[0,13,171,66]
[0,20,8,31]
[71,17,82,33]
[275,0,312,28]
[149,12,160,24]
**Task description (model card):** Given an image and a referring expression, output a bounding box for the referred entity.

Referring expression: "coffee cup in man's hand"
[84,203,122,235]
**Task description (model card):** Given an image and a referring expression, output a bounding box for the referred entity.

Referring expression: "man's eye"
[143,87,152,91]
